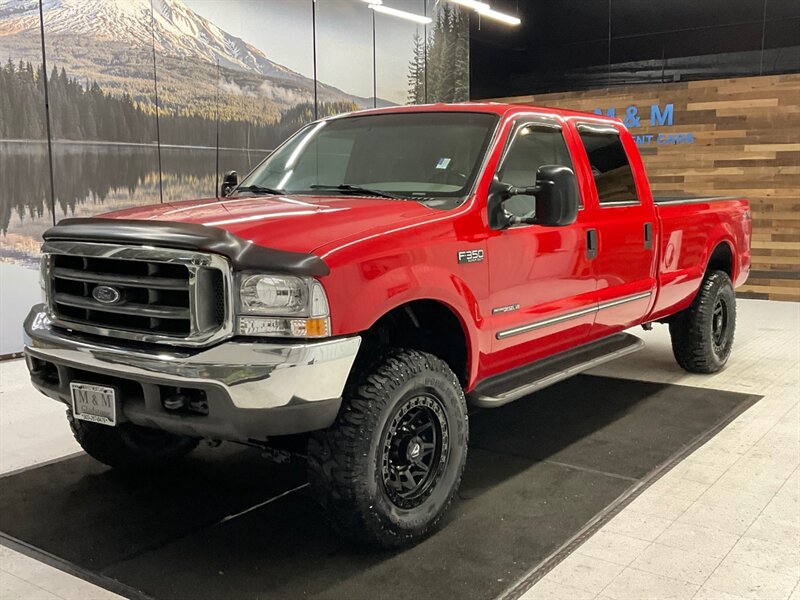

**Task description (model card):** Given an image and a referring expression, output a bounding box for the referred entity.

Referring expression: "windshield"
[238,111,499,200]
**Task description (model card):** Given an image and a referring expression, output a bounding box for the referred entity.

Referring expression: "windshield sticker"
[435,157,452,169]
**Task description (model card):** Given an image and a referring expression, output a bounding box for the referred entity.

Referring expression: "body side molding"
[496,291,652,340]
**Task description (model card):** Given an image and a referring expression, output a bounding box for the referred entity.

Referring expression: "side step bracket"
[468,333,644,408]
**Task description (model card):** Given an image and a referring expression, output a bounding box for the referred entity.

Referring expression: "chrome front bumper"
[23,305,361,440]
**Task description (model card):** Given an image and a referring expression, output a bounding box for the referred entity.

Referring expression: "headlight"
[240,275,309,315]
[237,274,330,338]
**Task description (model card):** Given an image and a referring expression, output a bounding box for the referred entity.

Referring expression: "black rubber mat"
[0,375,759,600]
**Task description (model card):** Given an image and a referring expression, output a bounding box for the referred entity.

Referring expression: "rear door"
[486,116,597,375]
[571,122,658,336]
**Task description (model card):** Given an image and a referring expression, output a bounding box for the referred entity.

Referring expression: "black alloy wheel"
[711,297,729,354]
[381,394,449,509]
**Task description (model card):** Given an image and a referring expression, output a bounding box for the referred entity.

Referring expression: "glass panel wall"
[45,0,161,223]
[0,0,469,354]
[316,0,375,116]
[0,2,52,353]
[375,0,426,106]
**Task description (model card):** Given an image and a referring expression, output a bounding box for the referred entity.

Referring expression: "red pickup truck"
[24,103,751,547]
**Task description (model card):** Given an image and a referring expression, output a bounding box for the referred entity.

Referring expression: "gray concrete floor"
[1,299,798,600]
[518,299,800,600]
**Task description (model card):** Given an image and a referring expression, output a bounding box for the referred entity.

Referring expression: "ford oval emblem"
[92,285,122,305]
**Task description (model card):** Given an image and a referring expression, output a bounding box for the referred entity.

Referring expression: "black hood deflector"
[43,218,330,276]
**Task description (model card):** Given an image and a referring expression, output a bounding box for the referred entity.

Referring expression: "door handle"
[587,228,598,260]
[644,222,653,250]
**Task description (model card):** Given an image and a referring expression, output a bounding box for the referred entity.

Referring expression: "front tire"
[307,349,468,548]
[669,270,736,373]
[68,410,199,470]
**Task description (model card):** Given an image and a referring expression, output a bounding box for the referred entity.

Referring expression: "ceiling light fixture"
[367,3,432,24]
[446,0,521,26]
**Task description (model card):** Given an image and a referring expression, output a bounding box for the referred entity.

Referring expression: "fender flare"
[329,270,483,388]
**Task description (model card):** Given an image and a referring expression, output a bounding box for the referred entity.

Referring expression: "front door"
[486,118,597,377]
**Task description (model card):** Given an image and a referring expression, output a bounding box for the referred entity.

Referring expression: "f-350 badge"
[457,249,485,264]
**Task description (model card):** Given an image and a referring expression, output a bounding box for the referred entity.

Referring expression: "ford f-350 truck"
[23,103,751,547]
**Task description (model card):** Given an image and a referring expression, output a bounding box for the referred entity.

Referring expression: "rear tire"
[669,270,736,374]
[68,410,198,470]
[307,348,468,548]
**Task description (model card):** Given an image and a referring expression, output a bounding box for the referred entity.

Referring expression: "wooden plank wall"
[490,73,800,301]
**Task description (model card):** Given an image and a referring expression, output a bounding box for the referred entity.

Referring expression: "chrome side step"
[468,333,645,408]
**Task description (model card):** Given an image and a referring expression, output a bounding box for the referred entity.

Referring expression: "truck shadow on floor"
[0,374,759,600]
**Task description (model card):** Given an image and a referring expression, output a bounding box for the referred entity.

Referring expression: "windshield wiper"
[235,185,285,195]
[309,184,406,200]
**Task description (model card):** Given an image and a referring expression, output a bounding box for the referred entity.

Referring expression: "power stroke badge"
[457,249,484,264]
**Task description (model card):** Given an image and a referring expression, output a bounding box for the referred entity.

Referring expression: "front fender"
[322,257,488,388]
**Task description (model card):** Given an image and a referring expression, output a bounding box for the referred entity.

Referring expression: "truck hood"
[101,194,439,254]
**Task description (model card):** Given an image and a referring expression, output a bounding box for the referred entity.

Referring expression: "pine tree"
[427,4,453,103]
[426,10,444,102]
[0,82,10,139]
[407,31,426,104]
[420,5,469,103]
[440,7,457,102]
[79,94,97,139]
[453,9,469,101]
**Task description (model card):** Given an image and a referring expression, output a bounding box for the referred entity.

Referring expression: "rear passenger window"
[578,130,639,205]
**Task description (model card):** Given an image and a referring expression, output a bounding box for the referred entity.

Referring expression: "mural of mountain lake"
[0,141,270,354]
[0,141,271,267]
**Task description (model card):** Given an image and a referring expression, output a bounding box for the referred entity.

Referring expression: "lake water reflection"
[0,141,270,266]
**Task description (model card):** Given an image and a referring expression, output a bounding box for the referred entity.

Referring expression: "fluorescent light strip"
[368,4,432,24]
[446,0,521,26]
[476,6,521,26]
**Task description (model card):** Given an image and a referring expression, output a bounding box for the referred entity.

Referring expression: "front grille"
[44,243,232,346]
[211,269,225,325]
[51,254,193,335]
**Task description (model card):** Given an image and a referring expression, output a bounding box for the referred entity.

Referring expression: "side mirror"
[488,165,579,229]
[533,165,580,227]
[220,171,238,197]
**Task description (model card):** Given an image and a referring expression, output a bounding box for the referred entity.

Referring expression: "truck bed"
[648,196,751,322]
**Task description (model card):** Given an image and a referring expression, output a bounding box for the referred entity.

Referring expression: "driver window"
[497,124,574,219]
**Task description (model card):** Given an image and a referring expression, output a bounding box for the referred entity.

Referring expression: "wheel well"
[360,300,469,386]
[707,242,733,279]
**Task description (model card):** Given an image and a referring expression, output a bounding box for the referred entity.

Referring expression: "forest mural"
[408,4,469,104]
[0,0,470,354]
[0,62,365,152]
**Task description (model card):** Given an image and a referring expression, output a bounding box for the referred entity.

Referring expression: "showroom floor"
[0,299,798,600]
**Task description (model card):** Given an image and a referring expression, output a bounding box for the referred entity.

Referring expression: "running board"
[468,333,645,408]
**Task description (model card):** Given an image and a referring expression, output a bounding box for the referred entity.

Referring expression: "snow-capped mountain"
[2,0,308,83]
[0,0,391,108]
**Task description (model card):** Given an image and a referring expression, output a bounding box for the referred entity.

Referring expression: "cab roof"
[329,101,622,126]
